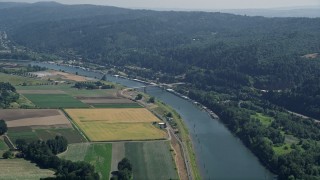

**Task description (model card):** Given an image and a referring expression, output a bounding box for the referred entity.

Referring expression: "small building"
[158,122,167,129]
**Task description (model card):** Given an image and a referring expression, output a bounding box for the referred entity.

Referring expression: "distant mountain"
[0,2,29,9]
[0,2,133,30]
[219,8,320,18]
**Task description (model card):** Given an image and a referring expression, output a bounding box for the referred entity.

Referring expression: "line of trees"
[74,81,114,90]
[15,136,99,180]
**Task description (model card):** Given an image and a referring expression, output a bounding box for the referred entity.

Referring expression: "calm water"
[31,62,274,180]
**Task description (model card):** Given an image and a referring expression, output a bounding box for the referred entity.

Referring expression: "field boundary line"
[61,109,90,142]
[3,134,17,150]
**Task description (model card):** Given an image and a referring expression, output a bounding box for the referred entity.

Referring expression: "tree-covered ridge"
[1,4,319,90]
[264,77,320,120]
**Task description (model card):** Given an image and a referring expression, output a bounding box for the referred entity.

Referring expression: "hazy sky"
[1,0,320,9]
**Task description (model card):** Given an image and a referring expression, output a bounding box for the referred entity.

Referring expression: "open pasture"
[24,94,89,108]
[0,159,55,180]
[18,89,66,94]
[65,108,167,141]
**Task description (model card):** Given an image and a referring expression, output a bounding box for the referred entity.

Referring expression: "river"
[30,62,274,180]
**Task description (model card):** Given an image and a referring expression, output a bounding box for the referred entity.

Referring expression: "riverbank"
[120,87,201,180]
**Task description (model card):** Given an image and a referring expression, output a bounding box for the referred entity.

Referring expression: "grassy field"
[0,139,9,157]
[0,72,46,86]
[65,108,167,141]
[0,140,7,151]
[0,159,55,180]
[59,143,112,180]
[24,94,89,108]
[125,141,178,180]
[251,113,274,126]
[14,94,36,108]
[273,144,292,155]
[17,84,118,97]
[8,127,86,144]
[92,103,142,108]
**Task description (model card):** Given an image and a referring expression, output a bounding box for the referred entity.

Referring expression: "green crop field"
[0,139,7,151]
[8,127,86,144]
[0,72,46,86]
[24,94,89,108]
[92,103,142,108]
[125,141,178,180]
[0,139,9,157]
[8,127,39,143]
[0,159,55,180]
[60,143,112,180]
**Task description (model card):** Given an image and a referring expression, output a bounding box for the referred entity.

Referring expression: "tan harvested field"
[65,108,167,141]
[0,109,71,128]
[18,90,66,94]
[51,71,89,81]
[0,109,60,120]
[31,70,89,82]
[78,97,135,104]
[0,159,55,180]
[65,108,160,123]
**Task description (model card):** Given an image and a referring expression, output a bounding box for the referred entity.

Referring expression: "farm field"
[31,70,90,82]
[66,108,160,123]
[77,97,134,104]
[59,143,112,180]
[0,72,46,86]
[91,103,142,108]
[0,109,86,143]
[0,109,71,127]
[0,138,8,156]
[23,94,89,108]
[0,159,55,180]
[8,127,86,144]
[16,84,118,97]
[65,108,167,141]
[125,141,178,180]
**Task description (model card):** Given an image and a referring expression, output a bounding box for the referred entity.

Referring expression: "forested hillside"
[1,2,320,179]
